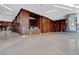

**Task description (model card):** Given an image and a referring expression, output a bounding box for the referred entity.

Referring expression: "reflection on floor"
[0,31,79,55]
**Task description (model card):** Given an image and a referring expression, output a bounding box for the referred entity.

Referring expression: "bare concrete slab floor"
[0,31,79,55]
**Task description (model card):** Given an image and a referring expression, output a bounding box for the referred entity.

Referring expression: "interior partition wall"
[0,21,12,31]
[13,8,66,35]
[53,19,66,32]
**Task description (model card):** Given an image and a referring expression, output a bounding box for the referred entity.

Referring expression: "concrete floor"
[0,31,79,55]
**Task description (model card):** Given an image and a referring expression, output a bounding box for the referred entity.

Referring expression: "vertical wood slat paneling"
[13,8,66,35]
[19,10,29,35]
[40,17,53,33]
[0,21,12,31]
[53,20,66,32]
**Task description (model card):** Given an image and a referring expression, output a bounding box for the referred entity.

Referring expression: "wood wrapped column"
[19,10,29,35]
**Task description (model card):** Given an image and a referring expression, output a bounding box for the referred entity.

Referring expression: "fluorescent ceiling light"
[63,4,75,7]
[75,6,79,8]
[63,4,79,9]
[53,5,74,10]
[0,4,13,11]
[44,9,57,13]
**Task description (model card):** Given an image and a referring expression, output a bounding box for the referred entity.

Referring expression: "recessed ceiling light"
[0,4,13,11]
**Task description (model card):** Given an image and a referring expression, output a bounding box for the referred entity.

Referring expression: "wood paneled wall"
[13,8,66,35]
[13,9,29,35]
[0,21,12,31]
[13,18,19,33]
[19,10,29,35]
[40,17,53,33]
[53,19,66,32]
